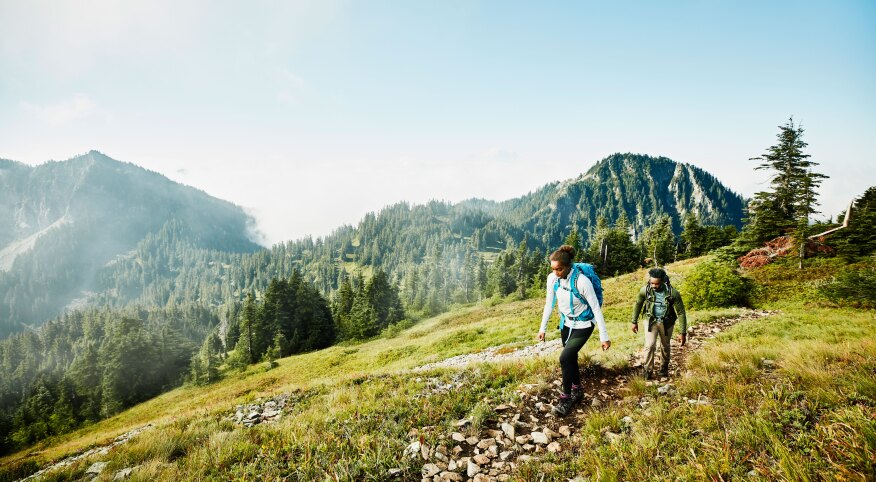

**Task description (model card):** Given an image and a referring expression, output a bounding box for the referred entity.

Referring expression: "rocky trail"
[403,309,776,482]
[18,425,153,482]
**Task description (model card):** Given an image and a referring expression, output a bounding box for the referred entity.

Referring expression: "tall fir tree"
[742,118,828,248]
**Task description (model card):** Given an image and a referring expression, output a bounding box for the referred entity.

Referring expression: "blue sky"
[1,1,874,245]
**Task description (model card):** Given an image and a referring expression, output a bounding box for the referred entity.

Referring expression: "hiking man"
[630,267,687,379]
[538,245,611,416]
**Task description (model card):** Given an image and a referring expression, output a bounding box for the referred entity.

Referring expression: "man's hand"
[601,340,611,351]
[537,332,545,342]
[678,333,687,346]
[631,323,638,334]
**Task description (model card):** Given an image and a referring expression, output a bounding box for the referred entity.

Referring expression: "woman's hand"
[537,331,545,342]
[601,340,611,351]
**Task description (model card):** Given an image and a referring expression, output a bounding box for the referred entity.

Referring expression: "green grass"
[2,256,874,481]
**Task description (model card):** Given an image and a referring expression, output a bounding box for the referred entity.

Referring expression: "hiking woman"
[538,245,611,416]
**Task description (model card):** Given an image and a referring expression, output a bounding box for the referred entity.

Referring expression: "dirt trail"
[408,309,776,481]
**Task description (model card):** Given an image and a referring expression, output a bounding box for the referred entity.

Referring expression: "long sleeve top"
[540,272,610,342]
[630,285,688,334]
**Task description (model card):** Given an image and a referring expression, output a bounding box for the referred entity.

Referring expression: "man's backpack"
[553,263,603,330]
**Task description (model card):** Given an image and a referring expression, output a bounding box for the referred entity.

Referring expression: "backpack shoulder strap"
[568,265,587,304]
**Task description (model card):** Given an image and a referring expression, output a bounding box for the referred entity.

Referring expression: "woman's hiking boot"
[552,394,576,417]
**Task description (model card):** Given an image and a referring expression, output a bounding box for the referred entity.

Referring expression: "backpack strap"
[553,266,593,330]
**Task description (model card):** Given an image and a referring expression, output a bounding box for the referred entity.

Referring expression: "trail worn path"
[17,424,152,482]
[405,309,776,482]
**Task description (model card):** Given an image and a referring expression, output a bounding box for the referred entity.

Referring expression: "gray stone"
[515,434,530,444]
[501,422,515,440]
[388,468,402,477]
[500,450,513,460]
[531,431,549,445]
[465,436,480,446]
[547,442,562,453]
[450,432,465,442]
[473,454,491,465]
[113,467,134,480]
[422,463,441,477]
[467,459,481,477]
[86,462,108,475]
[476,438,495,449]
[441,471,464,481]
[604,431,622,444]
[591,398,603,408]
[404,441,421,459]
[558,425,572,437]
[657,384,675,395]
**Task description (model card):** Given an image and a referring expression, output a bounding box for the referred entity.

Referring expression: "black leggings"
[559,324,595,395]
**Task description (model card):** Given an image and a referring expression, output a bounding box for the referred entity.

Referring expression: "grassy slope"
[2,256,874,481]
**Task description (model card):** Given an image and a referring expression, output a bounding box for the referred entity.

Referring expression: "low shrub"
[683,260,750,309]
[823,265,876,308]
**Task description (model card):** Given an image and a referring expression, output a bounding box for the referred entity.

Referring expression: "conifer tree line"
[0,306,216,453]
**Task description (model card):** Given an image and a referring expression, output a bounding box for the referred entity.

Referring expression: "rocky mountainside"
[492,153,746,246]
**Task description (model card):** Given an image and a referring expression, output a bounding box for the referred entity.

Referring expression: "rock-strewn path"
[403,309,776,482]
[18,424,153,482]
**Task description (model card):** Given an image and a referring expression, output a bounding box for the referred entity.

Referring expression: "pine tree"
[680,214,707,258]
[835,186,876,259]
[564,229,583,262]
[237,293,260,363]
[743,118,828,248]
[640,215,675,267]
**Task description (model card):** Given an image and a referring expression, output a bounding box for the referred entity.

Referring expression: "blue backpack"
[553,263,604,330]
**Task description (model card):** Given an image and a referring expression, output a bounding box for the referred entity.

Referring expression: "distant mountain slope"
[492,153,746,246]
[0,151,261,338]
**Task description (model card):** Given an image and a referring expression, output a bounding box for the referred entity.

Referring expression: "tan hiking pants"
[643,321,673,374]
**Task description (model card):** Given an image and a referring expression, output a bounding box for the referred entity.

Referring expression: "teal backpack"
[553,263,604,330]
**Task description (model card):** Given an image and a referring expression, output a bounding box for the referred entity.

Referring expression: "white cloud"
[20,94,96,126]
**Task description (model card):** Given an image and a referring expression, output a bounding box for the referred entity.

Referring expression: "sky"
[1,1,874,246]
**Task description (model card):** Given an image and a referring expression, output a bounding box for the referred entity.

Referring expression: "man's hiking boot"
[659,365,670,378]
[642,369,654,380]
[570,385,584,404]
[552,395,576,417]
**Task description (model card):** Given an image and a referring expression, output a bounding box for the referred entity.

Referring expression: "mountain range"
[0,151,745,338]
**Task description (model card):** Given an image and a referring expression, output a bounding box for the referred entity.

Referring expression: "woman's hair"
[549,245,575,267]
[648,267,667,280]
